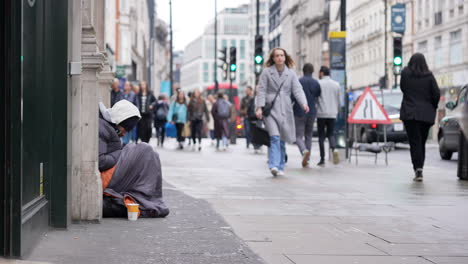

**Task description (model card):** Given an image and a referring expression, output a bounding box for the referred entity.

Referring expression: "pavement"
[158,138,468,264]
[8,137,468,264]
[18,183,265,263]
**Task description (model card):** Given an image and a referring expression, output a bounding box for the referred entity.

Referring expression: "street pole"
[169,0,174,96]
[340,0,350,159]
[255,0,260,85]
[214,0,218,93]
[384,0,388,89]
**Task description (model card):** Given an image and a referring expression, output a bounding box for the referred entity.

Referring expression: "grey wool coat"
[255,66,308,143]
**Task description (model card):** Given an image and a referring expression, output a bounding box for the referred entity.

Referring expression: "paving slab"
[285,255,432,264]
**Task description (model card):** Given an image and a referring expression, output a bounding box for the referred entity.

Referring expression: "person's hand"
[256,108,263,120]
[149,105,154,110]
[303,104,310,114]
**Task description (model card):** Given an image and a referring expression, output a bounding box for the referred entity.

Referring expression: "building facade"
[181,5,251,95]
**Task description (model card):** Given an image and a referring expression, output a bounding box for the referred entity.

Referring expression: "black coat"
[400,67,440,125]
[137,92,156,115]
[99,117,122,172]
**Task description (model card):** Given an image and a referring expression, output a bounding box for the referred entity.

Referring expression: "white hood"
[99,100,141,125]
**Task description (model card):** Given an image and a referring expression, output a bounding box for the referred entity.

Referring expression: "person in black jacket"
[137,81,156,143]
[153,94,169,147]
[400,53,440,182]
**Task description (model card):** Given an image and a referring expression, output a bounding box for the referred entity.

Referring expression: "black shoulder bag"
[262,82,283,118]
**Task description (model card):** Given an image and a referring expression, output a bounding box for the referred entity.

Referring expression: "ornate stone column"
[71,0,105,221]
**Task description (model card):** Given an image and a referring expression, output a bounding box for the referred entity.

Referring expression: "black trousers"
[317,118,336,159]
[191,119,203,144]
[138,113,153,143]
[175,123,185,143]
[154,121,166,145]
[404,120,432,171]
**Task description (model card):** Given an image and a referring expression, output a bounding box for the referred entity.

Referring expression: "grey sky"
[157,0,250,51]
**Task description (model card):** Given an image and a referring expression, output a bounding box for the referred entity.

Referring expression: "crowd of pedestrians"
[108,49,440,182]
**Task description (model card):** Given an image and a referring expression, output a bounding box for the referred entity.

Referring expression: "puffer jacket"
[98,105,123,172]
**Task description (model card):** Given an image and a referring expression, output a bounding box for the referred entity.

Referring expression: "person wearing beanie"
[98,100,169,218]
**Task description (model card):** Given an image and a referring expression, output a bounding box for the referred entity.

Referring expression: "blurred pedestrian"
[294,63,321,167]
[131,84,141,142]
[317,66,341,167]
[255,47,309,177]
[121,81,139,146]
[187,89,210,151]
[168,90,188,149]
[153,94,169,147]
[212,92,231,151]
[241,86,254,149]
[111,78,123,107]
[136,81,156,143]
[400,53,440,182]
[206,94,216,145]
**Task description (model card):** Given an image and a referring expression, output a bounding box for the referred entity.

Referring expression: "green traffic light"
[255,55,263,64]
[230,64,237,71]
[393,56,402,66]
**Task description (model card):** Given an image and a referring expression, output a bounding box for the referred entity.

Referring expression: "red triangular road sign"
[348,87,392,124]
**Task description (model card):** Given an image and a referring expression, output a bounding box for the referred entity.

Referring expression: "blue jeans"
[268,136,286,171]
[244,119,251,147]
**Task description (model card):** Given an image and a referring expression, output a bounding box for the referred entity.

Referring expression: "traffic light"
[218,47,228,80]
[393,36,403,68]
[254,35,264,75]
[229,47,237,80]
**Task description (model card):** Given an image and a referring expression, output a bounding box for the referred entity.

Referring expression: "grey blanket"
[104,142,169,217]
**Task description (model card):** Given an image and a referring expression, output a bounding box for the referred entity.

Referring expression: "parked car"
[438,85,467,161]
[441,84,468,179]
[351,91,408,143]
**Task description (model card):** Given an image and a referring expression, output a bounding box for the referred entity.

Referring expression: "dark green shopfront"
[1,0,70,257]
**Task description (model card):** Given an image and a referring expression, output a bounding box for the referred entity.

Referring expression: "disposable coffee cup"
[127,203,139,221]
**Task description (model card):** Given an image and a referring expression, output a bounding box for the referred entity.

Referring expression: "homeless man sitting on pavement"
[99,100,170,218]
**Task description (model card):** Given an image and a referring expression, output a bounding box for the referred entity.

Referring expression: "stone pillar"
[96,0,114,107]
[71,0,105,221]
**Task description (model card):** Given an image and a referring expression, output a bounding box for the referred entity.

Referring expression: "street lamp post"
[169,0,173,96]
[214,0,218,93]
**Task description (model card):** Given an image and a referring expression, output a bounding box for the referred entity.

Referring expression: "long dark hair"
[266,48,295,68]
[408,53,431,76]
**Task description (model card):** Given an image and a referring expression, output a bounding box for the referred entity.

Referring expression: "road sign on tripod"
[348,87,391,124]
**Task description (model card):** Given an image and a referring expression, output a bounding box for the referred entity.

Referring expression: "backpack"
[217,100,231,119]
[155,103,168,121]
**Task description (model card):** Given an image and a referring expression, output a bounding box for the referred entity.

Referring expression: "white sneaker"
[270,167,278,177]
[277,170,285,176]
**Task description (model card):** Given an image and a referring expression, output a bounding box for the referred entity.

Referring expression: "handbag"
[262,82,284,117]
[182,122,191,138]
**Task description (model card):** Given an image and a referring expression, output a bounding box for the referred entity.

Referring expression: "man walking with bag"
[294,63,321,167]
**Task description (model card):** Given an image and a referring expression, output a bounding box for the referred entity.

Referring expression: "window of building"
[434,36,444,67]
[450,30,462,65]
[417,40,428,55]
[231,39,236,48]
[240,40,245,59]
[222,39,227,48]
[260,15,266,23]
[203,62,209,82]
[240,63,245,72]
[240,73,245,82]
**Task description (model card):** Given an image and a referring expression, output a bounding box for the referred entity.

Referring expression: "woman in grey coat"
[255,48,309,177]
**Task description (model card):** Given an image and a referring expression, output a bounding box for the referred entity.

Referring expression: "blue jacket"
[167,101,187,124]
[293,75,321,117]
